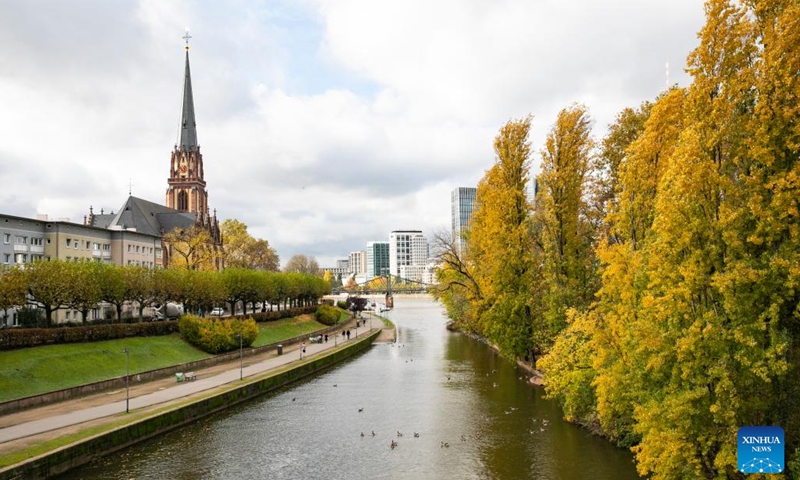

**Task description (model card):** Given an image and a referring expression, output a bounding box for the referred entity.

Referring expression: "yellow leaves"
[163,226,219,271]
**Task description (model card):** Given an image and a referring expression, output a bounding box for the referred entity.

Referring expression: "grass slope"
[0,334,209,402]
[252,315,330,347]
[0,315,337,403]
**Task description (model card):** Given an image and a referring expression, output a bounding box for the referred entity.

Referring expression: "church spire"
[179,30,198,151]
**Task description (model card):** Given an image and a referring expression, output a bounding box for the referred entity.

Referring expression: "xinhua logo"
[738,426,784,474]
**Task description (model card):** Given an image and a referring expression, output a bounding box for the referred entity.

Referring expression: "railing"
[13,244,28,253]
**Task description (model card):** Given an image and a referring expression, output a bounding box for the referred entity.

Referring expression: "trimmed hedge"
[314,305,341,326]
[0,306,319,351]
[0,322,179,351]
[231,306,317,323]
[178,315,259,354]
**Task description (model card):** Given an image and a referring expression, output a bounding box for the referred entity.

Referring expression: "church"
[88,35,223,270]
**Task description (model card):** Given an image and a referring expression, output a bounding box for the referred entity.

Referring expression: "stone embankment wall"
[0,329,380,480]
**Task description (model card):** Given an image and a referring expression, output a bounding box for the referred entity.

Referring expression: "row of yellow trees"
[434,1,799,478]
[0,261,329,325]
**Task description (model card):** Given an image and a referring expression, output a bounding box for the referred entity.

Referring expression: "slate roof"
[93,196,197,236]
[179,51,198,151]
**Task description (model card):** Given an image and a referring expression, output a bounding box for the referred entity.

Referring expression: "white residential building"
[389,230,428,279]
[348,250,366,275]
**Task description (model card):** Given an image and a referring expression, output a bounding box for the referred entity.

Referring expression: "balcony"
[30,245,44,254]
[92,250,102,258]
[13,244,29,253]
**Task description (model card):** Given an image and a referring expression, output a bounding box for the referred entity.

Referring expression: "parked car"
[210,308,225,316]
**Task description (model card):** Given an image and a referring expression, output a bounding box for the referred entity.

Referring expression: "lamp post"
[121,347,130,413]
[235,334,243,381]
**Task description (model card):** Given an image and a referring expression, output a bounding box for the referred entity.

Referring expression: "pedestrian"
[346,330,351,340]
[302,341,306,356]
[324,334,328,343]
[342,331,346,339]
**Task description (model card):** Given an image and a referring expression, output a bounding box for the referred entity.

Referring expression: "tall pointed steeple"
[179,32,198,151]
[167,30,208,217]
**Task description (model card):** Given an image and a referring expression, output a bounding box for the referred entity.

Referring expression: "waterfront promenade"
[0,315,391,456]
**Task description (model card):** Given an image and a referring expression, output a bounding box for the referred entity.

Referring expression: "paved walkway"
[0,316,385,447]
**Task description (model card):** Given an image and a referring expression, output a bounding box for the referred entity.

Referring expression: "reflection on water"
[59,297,639,480]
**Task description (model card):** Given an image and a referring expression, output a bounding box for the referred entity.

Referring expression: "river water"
[60,296,639,479]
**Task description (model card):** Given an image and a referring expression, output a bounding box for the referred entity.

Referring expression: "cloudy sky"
[0,0,706,267]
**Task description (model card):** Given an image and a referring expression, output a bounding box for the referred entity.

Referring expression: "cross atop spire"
[178,31,198,151]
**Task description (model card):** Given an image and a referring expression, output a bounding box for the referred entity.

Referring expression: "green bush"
[315,304,340,326]
[232,306,316,323]
[336,300,347,310]
[0,321,180,350]
[178,314,258,354]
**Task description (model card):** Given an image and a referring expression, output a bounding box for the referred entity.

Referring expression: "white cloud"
[0,0,706,266]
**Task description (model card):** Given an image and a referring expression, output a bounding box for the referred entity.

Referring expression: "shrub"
[336,300,347,310]
[235,306,316,323]
[315,304,340,326]
[0,321,179,350]
[178,314,258,354]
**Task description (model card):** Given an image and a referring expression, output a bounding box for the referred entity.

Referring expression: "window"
[31,237,43,246]
[66,238,71,247]
[103,244,110,251]
[93,243,99,250]
[15,236,27,244]
[136,246,140,253]
[3,254,9,264]
[65,311,70,320]
[127,245,132,253]
[74,241,79,249]
[46,238,51,244]
[86,241,91,249]
[3,233,9,244]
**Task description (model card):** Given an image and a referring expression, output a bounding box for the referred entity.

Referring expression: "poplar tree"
[534,104,597,337]
[630,1,764,477]
[469,116,535,359]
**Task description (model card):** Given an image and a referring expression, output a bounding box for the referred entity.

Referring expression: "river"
[59,296,640,479]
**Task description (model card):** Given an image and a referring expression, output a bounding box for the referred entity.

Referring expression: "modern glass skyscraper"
[366,241,390,281]
[451,187,477,254]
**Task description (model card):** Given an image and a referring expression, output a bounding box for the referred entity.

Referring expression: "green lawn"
[0,334,210,402]
[0,314,341,403]
[252,315,331,347]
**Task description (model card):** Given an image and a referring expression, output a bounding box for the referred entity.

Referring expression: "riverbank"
[445,320,544,386]
[0,319,391,480]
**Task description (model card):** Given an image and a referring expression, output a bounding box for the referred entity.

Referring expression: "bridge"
[330,274,432,296]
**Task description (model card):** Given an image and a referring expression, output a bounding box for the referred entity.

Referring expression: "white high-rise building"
[348,250,366,275]
[389,230,428,279]
[451,187,477,254]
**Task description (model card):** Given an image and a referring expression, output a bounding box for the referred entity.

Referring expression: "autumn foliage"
[435,1,800,478]
[178,314,258,354]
